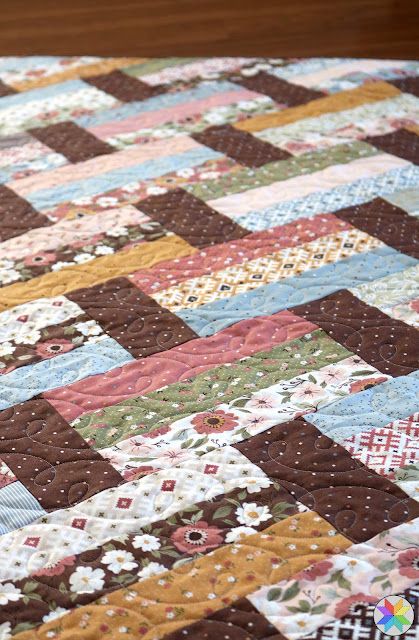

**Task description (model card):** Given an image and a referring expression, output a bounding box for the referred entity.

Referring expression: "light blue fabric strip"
[305,373,419,442]
[177,246,417,337]
[385,187,419,216]
[26,146,221,210]
[0,481,47,534]
[0,153,67,183]
[317,63,419,94]
[236,165,419,231]
[0,79,88,110]
[270,58,351,80]
[77,80,241,128]
[0,337,134,410]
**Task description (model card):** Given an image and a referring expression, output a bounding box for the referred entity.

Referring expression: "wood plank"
[1,0,418,58]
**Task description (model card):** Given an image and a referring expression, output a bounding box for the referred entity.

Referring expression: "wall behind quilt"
[1,0,418,57]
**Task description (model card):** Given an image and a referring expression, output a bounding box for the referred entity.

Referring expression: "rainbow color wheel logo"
[373,595,414,636]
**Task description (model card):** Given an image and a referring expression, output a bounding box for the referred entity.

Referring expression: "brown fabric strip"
[390,75,419,97]
[334,197,419,259]
[292,289,419,377]
[364,129,419,165]
[233,71,325,106]
[29,121,115,163]
[163,598,286,639]
[0,398,123,511]
[0,483,298,630]
[66,276,198,358]
[234,418,419,543]
[192,124,291,167]
[0,79,17,97]
[137,187,249,248]
[0,185,51,242]
[85,69,163,101]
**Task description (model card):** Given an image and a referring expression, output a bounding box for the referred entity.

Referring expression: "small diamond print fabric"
[0,55,418,640]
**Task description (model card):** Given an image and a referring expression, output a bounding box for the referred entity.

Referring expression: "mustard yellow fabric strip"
[407,123,419,136]
[235,81,401,132]
[15,511,351,640]
[11,58,146,91]
[0,235,195,312]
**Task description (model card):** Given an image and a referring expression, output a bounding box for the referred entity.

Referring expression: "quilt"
[0,55,418,640]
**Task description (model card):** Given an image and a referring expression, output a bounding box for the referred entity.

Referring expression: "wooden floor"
[1,0,418,58]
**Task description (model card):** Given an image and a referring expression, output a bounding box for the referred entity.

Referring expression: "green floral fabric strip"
[73,329,351,448]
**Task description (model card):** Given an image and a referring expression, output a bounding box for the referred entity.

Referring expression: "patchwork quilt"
[0,55,418,640]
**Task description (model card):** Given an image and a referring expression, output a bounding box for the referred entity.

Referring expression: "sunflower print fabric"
[0,55,418,640]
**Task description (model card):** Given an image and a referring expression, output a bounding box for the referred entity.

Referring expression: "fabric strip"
[43,310,316,422]
[234,81,400,132]
[0,235,195,312]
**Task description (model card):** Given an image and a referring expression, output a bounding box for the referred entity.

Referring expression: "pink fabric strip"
[207,154,409,218]
[43,310,316,422]
[130,213,351,294]
[0,205,149,261]
[8,135,200,196]
[89,88,263,139]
